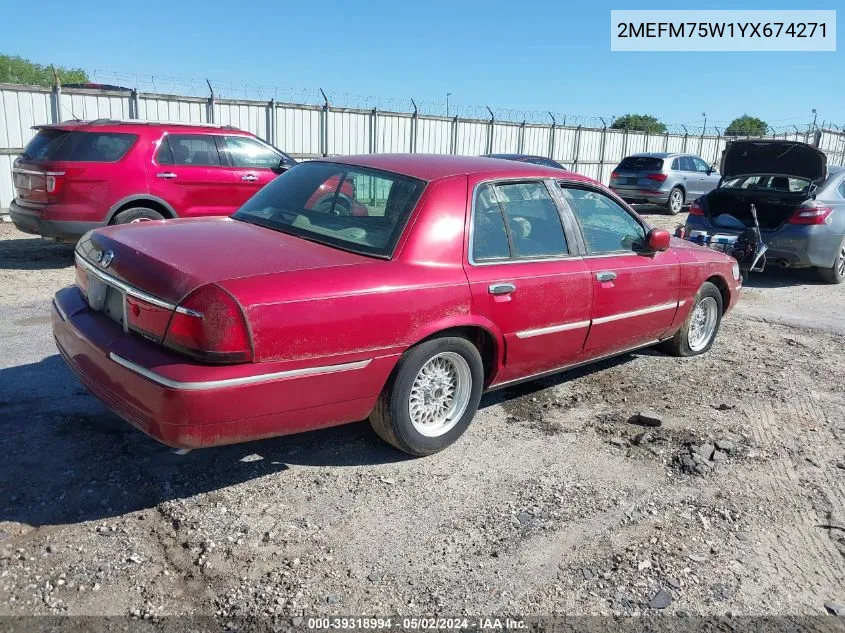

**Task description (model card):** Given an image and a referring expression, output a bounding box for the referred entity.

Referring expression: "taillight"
[646,173,668,182]
[45,171,65,200]
[126,296,172,342]
[611,171,620,180]
[788,202,832,225]
[689,200,704,216]
[75,261,89,297]
[163,284,253,364]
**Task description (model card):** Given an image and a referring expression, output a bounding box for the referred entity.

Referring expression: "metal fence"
[2,81,844,210]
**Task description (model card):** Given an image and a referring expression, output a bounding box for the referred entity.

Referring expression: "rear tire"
[112,207,166,224]
[665,187,684,215]
[659,282,723,357]
[817,238,845,284]
[369,336,483,456]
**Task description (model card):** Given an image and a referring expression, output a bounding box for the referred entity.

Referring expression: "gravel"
[1,218,844,617]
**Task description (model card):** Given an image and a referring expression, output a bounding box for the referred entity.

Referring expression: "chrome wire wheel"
[408,352,472,438]
[688,296,719,352]
[669,189,683,213]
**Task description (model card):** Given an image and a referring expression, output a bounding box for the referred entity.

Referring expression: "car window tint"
[472,184,511,261]
[839,180,845,198]
[679,156,696,171]
[671,158,680,170]
[618,156,663,171]
[233,162,424,258]
[160,134,221,166]
[495,182,568,258]
[560,186,645,254]
[693,157,710,172]
[220,135,281,169]
[22,130,136,162]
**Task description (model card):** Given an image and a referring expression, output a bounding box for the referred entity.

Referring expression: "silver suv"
[609,153,721,214]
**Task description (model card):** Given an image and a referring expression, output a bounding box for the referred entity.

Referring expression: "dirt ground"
[0,215,843,619]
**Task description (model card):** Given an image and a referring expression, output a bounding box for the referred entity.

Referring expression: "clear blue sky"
[2,0,842,131]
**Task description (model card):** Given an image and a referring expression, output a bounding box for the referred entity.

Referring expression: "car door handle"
[596,271,617,282]
[489,283,516,295]
[156,172,177,179]
[241,174,258,182]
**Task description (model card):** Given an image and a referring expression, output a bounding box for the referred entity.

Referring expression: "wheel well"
[416,326,498,385]
[109,199,174,224]
[705,275,730,314]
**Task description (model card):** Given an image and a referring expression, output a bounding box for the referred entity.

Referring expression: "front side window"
[678,156,696,172]
[233,162,424,258]
[559,186,645,254]
[157,134,221,166]
[220,135,283,169]
[471,181,569,262]
[693,157,711,172]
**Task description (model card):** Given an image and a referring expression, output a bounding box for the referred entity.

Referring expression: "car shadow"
[0,355,410,528]
[0,238,75,270]
[742,266,829,288]
[0,349,649,528]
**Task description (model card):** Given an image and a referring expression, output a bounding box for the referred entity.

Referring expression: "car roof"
[627,152,680,159]
[318,154,590,182]
[33,120,250,135]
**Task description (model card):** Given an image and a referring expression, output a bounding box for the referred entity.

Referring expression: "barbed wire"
[2,67,837,136]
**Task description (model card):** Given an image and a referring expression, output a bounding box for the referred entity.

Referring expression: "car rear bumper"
[52,286,397,449]
[10,201,105,241]
[609,187,670,205]
[685,215,840,269]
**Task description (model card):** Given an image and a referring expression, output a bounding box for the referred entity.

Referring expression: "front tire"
[659,282,723,357]
[112,207,166,224]
[665,187,684,215]
[369,336,484,456]
[817,238,845,284]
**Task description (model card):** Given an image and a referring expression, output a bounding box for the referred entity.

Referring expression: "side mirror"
[271,158,294,174]
[646,229,671,252]
[707,166,718,175]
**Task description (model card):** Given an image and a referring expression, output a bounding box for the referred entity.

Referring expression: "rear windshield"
[233,162,426,258]
[22,129,137,162]
[617,156,664,171]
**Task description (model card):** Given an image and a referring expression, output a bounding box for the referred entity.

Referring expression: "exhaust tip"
[776,260,790,269]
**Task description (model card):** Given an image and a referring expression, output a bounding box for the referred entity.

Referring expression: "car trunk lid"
[76,216,373,305]
[720,139,826,182]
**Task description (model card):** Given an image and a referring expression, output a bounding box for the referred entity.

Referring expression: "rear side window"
[22,129,136,162]
[157,134,221,166]
[472,181,568,262]
[617,156,663,171]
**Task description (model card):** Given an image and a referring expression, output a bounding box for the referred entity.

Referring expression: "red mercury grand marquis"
[52,155,741,456]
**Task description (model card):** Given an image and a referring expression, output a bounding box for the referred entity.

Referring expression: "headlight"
[731,262,740,280]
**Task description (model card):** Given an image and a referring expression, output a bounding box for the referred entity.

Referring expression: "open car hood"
[720,140,827,182]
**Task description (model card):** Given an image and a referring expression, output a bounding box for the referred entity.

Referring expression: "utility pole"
[446,92,451,118]
[702,112,707,136]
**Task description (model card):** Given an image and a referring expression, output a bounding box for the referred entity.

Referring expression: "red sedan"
[52,155,741,456]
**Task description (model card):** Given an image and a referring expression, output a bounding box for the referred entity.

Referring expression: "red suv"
[10,120,298,241]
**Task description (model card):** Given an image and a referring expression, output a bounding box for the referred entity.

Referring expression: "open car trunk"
[704,188,807,231]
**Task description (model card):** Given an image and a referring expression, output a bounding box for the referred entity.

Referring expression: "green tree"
[725,115,768,137]
[0,54,88,87]
[610,114,667,134]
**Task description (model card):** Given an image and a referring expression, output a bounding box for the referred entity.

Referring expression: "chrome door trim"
[592,301,678,325]
[108,353,373,391]
[515,320,590,339]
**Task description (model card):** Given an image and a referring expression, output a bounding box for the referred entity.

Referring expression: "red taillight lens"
[163,284,253,363]
[788,203,832,225]
[611,171,620,180]
[646,173,668,182]
[126,296,172,342]
[689,200,704,216]
[75,261,89,297]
